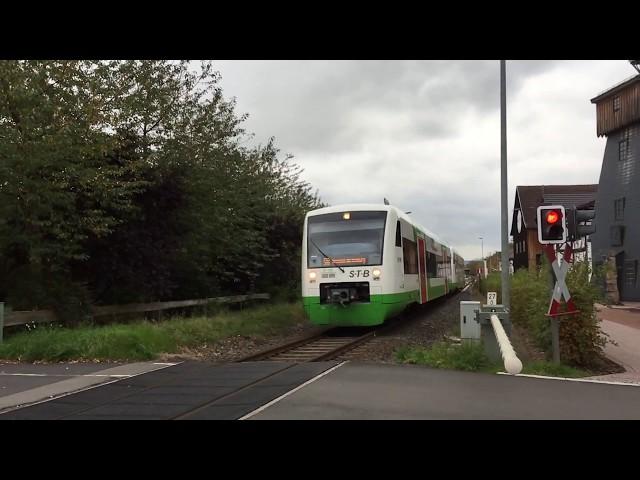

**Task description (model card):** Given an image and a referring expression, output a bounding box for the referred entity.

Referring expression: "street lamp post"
[500,60,510,310]
[478,236,485,279]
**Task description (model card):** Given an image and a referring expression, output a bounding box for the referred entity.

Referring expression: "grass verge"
[396,342,501,373]
[396,342,590,377]
[520,361,590,378]
[0,302,306,362]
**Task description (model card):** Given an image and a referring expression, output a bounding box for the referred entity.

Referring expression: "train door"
[417,236,428,304]
[450,250,456,291]
[444,250,449,294]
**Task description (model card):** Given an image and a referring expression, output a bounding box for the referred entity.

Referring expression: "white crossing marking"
[497,371,640,387]
[238,361,348,420]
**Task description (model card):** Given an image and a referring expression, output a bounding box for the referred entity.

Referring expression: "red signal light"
[546,211,559,224]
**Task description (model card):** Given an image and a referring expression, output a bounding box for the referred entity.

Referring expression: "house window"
[624,260,638,287]
[610,226,625,247]
[613,95,621,112]
[614,198,626,221]
[619,139,629,162]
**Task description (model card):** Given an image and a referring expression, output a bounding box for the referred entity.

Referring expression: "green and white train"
[301,203,465,326]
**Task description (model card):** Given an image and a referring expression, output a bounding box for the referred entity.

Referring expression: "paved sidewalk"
[586,306,640,384]
[600,301,640,312]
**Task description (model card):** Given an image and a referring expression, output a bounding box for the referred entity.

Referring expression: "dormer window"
[613,95,621,112]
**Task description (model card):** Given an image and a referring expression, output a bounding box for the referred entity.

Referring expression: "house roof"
[511,184,598,235]
[590,73,640,104]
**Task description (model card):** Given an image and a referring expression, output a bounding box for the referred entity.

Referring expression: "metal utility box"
[460,301,481,342]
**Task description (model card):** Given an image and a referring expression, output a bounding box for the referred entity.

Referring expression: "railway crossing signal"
[543,243,579,317]
[537,205,566,244]
[567,207,596,241]
[535,203,593,363]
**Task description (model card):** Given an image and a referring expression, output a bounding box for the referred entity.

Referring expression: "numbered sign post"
[487,292,497,306]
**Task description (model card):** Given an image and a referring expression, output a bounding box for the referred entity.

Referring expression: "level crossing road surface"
[3,360,640,420]
[0,361,337,420]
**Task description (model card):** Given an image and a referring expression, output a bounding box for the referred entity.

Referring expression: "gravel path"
[157,321,323,364]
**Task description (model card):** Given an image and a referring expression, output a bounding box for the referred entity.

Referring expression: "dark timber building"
[590,72,640,301]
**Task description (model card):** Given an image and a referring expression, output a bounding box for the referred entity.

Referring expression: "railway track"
[238,327,383,362]
[238,287,473,364]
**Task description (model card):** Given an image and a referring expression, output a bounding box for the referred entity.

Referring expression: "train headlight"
[372,268,381,278]
[309,271,317,280]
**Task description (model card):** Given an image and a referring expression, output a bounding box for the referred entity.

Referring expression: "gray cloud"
[215,60,537,153]
[212,60,636,260]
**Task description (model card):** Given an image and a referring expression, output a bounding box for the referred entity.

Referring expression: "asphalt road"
[248,362,640,420]
[4,359,640,420]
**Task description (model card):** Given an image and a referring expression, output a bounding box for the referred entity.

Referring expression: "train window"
[402,239,418,274]
[436,254,445,277]
[395,221,402,247]
[307,211,387,268]
[426,252,438,277]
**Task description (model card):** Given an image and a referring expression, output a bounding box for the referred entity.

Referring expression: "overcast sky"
[211,60,636,261]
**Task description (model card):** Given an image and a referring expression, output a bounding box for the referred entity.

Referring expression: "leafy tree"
[0,60,323,320]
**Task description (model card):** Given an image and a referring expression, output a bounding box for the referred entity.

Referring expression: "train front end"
[301,205,401,327]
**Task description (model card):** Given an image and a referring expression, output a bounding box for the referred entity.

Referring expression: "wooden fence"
[0,294,270,342]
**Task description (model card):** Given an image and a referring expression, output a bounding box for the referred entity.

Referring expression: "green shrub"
[560,261,608,366]
[478,272,502,303]
[510,259,609,368]
[510,265,551,350]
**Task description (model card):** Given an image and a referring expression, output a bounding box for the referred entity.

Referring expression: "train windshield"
[307,211,387,268]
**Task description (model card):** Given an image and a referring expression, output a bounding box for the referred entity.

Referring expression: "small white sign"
[487,292,497,306]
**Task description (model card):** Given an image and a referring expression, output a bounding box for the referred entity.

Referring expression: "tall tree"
[0,60,323,318]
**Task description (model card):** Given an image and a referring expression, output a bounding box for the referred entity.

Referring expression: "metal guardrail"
[0,294,270,340]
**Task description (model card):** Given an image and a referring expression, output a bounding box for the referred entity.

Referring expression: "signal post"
[536,204,596,363]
